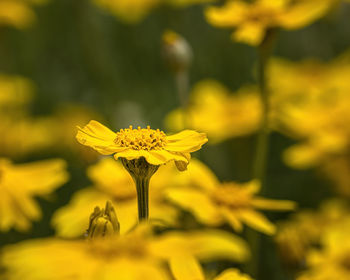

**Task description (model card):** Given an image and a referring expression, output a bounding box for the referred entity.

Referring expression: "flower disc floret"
[114,125,167,151]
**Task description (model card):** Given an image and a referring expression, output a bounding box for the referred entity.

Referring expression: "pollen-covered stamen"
[211,183,252,208]
[114,125,167,151]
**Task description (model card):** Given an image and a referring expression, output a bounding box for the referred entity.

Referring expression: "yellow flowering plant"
[165,159,296,235]
[165,80,262,143]
[76,120,207,221]
[0,158,68,232]
[2,202,250,280]
[52,157,179,236]
[205,0,333,46]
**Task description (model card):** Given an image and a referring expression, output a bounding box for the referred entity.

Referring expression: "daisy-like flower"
[76,121,207,171]
[76,121,207,221]
[1,222,249,280]
[0,158,68,232]
[52,157,179,236]
[165,80,262,143]
[297,218,350,280]
[166,159,296,235]
[205,0,333,46]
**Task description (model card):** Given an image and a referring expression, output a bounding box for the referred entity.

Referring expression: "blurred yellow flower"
[93,0,161,23]
[166,160,296,235]
[205,0,333,45]
[2,224,249,280]
[0,74,34,114]
[297,219,350,280]
[76,121,207,171]
[268,53,350,195]
[52,157,179,236]
[0,158,68,232]
[276,199,350,268]
[0,116,56,158]
[165,80,262,143]
[50,105,102,162]
[0,0,47,29]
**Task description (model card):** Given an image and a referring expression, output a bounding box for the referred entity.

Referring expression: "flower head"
[0,158,68,232]
[166,160,296,235]
[205,0,333,45]
[76,121,207,171]
[165,80,262,143]
[2,223,249,280]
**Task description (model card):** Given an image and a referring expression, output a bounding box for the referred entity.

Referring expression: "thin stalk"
[248,29,277,278]
[135,177,150,221]
[252,29,276,191]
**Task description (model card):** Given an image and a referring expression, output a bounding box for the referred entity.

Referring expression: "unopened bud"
[162,30,192,73]
[86,201,120,239]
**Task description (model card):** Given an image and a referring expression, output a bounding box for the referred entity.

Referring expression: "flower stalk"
[121,157,159,221]
[252,28,277,191]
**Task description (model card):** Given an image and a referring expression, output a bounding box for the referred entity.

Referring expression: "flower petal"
[214,268,253,280]
[166,130,208,153]
[151,229,250,263]
[165,188,222,226]
[76,120,125,155]
[169,255,205,280]
[239,209,276,235]
[219,207,244,232]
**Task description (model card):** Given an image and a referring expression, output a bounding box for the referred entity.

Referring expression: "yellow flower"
[0,158,68,232]
[0,0,47,29]
[205,0,333,45]
[275,199,350,268]
[165,159,296,235]
[93,0,161,23]
[267,53,350,195]
[76,121,207,171]
[0,74,34,113]
[1,224,249,280]
[52,157,179,236]
[0,116,56,158]
[297,219,350,280]
[165,80,262,143]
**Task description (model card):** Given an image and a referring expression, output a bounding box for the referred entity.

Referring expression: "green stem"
[135,177,150,221]
[247,29,277,278]
[253,29,276,191]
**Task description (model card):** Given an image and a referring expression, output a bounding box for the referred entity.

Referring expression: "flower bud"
[86,201,120,239]
[162,30,193,74]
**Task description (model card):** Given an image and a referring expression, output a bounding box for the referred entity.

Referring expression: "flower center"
[211,184,252,208]
[115,125,167,151]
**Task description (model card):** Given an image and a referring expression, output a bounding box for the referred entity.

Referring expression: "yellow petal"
[169,255,205,280]
[76,120,124,155]
[239,209,276,235]
[151,229,250,263]
[214,268,253,280]
[233,22,266,46]
[166,130,208,153]
[252,198,296,211]
[165,188,222,226]
[278,0,331,30]
[205,1,247,27]
[219,207,244,232]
